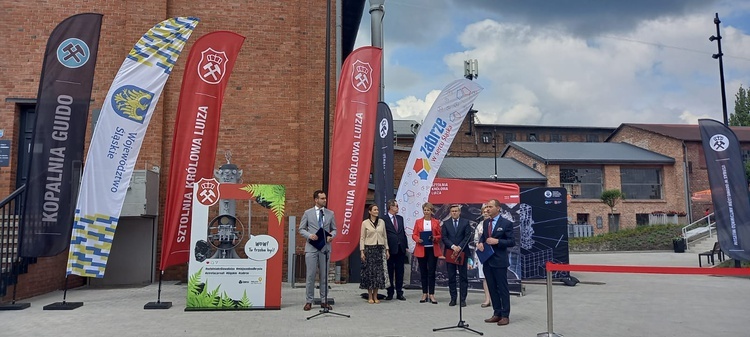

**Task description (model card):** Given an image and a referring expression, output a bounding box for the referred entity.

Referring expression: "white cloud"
[431,14,750,127]
[679,110,714,123]
[388,90,441,122]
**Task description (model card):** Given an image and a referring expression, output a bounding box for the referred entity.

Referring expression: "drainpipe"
[682,141,692,223]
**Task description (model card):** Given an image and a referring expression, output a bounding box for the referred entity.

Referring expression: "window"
[636,213,649,226]
[576,213,589,225]
[560,166,603,199]
[586,134,599,142]
[550,134,562,142]
[504,133,515,144]
[528,133,538,141]
[481,132,493,144]
[621,168,662,199]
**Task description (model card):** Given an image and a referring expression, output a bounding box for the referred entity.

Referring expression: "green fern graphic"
[187,268,221,308]
[221,292,236,308]
[241,184,286,222]
[239,290,252,308]
[186,268,255,309]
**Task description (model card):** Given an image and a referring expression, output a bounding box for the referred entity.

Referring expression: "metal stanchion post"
[537,269,563,337]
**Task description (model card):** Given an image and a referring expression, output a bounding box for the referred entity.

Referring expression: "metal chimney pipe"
[370,0,385,101]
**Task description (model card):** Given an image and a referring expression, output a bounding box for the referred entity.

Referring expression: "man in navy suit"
[383,199,407,300]
[477,199,515,326]
[442,204,472,307]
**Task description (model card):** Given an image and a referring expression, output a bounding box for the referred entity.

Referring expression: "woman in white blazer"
[359,204,389,303]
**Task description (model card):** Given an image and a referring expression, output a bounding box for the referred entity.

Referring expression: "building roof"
[437,157,547,182]
[394,119,421,138]
[475,123,616,133]
[501,141,675,164]
[606,123,750,142]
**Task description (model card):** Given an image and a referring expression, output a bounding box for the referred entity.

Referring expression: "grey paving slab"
[1,252,747,337]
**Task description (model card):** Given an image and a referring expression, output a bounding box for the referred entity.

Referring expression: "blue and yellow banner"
[67,17,199,277]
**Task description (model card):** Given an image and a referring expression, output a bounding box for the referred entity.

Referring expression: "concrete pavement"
[1,251,748,337]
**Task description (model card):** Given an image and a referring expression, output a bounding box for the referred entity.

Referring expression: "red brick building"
[1,0,366,301]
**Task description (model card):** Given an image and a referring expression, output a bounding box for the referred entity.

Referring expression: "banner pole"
[144,270,172,309]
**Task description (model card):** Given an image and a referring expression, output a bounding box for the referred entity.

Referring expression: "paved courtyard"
[1,251,748,337]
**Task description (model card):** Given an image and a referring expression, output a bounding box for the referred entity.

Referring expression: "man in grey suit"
[299,190,337,311]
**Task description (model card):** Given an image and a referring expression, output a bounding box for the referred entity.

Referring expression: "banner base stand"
[0,302,30,310]
[313,298,335,305]
[144,301,172,309]
[43,301,83,310]
[537,332,563,337]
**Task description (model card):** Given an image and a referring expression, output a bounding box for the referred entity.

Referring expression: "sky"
[354,0,750,127]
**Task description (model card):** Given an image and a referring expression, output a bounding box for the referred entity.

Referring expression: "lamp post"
[709,13,741,269]
[710,13,729,126]
[492,128,498,181]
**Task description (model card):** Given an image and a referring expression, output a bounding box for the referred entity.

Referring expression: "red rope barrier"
[545,262,750,276]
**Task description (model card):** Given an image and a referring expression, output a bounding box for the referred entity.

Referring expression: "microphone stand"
[433,225,482,335]
[307,248,350,319]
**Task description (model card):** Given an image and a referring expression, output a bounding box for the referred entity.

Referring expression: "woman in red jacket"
[412,202,442,304]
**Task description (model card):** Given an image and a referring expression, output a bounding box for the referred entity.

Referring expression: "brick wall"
[1,0,336,298]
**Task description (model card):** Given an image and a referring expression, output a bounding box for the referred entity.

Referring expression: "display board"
[187,180,285,310]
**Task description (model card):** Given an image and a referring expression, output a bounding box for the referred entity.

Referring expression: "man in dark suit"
[477,199,515,326]
[442,204,472,307]
[383,199,407,301]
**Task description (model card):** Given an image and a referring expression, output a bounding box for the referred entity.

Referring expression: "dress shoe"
[480,302,491,308]
[419,295,428,303]
[374,298,380,304]
[429,296,438,304]
[303,303,312,311]
[484,316,501,323]
[397,295,406,301]
[460,301,467,307]
[497,317,510,326]
[320,303,332,310]
[448,299,457,307]
[385,294,393,300]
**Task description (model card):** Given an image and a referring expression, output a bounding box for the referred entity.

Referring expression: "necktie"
[487,218,493,238]
[454,219,458,231]
[318,209,324,228]
[392,216,398,231]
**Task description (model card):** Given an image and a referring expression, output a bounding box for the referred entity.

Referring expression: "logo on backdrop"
[710,134,729,152]
[57,38,90,68]
[351,60,373,92]
[197,178,220,206]
[379,118,388,138]
[111,85,154,123]
[198,48,228,84]
[412,158,431,180]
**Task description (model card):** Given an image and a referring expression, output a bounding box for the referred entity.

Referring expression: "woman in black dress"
[359,204,390,303]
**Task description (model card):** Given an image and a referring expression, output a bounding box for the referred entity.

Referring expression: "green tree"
[729,85,750,126]
[601,189,625,225]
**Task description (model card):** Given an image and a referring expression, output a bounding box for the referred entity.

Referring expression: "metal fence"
[568,224,594,238]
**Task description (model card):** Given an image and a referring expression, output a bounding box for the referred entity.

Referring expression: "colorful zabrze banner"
[328,46,382,262]
[187,181,285,310]
[373,102,394,214]
[20,13,103,257]
[67,17,199,277]
[160,31,245,271]
[699,119,750,260]
[395,79,483,252]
